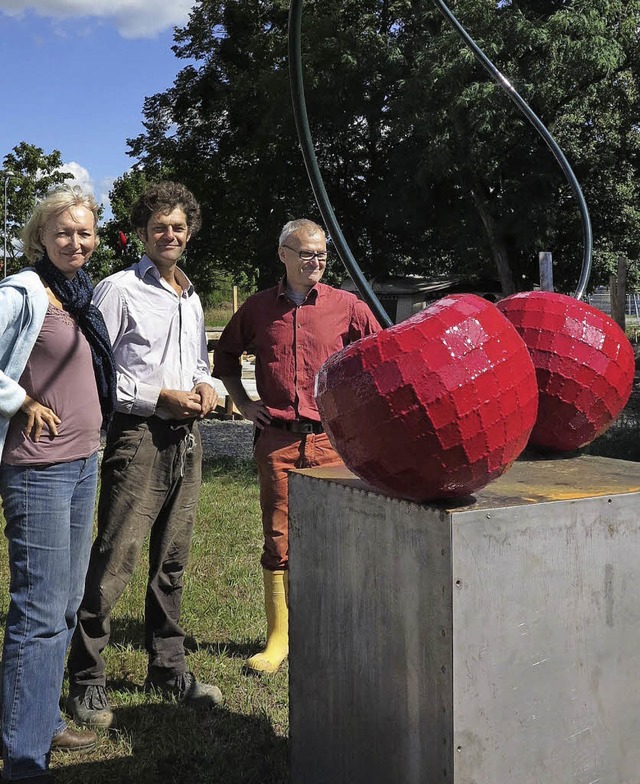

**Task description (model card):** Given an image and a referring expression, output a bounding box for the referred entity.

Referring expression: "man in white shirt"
[66,182,221,728]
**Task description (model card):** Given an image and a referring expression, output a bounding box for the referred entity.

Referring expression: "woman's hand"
[20,395,61,441]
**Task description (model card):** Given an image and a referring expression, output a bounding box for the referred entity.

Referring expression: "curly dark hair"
[130,181,202,235]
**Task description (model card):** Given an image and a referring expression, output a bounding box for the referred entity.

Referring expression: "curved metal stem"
[288,0,592,306]
[288,0,393,327]
[432,0,592,299]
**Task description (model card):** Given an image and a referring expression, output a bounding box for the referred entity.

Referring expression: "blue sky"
[0,1,196,214]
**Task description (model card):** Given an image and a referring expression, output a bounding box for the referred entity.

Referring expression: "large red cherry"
[316,294,539,501]
[497,291,635,452]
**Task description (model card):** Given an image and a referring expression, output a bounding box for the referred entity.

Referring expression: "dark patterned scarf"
[34,254,117,423]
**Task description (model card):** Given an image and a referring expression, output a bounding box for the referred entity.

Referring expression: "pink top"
[3,303,102,464]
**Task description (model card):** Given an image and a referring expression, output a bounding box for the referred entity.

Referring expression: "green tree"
[96,169,151,277]
[412,0,640,293]
[1,143,68,275]
[128,0,444,294]
[85,235,119,285]
[94,169,240,302]
[126,0,640,297]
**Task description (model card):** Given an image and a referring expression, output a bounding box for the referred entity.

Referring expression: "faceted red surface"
[316,294,539,501]
[497,291,635,452]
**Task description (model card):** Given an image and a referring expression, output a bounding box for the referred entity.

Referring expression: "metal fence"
[587,291,640,317]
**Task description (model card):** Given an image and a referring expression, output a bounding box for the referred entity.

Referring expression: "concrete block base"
[288,455,640,784]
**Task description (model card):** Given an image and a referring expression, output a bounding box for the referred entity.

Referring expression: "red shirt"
[213,280,382,421]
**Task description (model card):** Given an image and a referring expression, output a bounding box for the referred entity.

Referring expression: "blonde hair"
[21,184,100,262]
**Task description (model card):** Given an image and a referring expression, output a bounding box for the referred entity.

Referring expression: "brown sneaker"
[51,726,97,753]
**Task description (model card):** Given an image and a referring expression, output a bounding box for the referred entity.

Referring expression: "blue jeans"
[0,454,98,781]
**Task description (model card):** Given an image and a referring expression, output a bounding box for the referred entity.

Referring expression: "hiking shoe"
[65,684,115,729]
[143,671,223,707]
[51,726,98,753]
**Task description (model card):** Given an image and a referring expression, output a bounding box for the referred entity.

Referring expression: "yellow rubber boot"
[245,569,289,674]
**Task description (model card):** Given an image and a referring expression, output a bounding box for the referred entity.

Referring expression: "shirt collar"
[277,277,319,303]
[137,255,194,295]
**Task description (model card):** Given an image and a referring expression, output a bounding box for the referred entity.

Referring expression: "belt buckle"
[299,421,314,434]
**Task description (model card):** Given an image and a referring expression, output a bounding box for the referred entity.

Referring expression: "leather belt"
[269,419,324,435]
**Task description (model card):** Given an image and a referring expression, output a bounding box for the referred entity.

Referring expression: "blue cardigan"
[0,269,49,462]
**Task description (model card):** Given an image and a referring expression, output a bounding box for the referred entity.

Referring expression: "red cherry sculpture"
[497,291,635,452]
[316,294,539,501]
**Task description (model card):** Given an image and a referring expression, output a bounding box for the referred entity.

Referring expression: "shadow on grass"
[108,615,146,651]
[193,638,262,659]
[201,457,257,483]
[584,383,640,462]
[53,701,288,784]
[98,618,262,661]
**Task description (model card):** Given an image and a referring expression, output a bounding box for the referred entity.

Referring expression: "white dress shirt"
[92,255,214,418]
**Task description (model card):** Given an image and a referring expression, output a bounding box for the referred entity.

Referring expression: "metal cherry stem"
[288,0,592,313]
[431,0,592,300]
[288,0,393,328]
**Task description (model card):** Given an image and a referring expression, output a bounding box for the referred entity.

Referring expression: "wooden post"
[225,285,241,418]
[610,274,619,324]
[616,255,627,332]
[539,251,553,292]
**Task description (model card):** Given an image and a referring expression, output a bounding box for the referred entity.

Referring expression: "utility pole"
[3,170,16,278]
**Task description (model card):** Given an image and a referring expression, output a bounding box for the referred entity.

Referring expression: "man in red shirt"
[213,219,381,674]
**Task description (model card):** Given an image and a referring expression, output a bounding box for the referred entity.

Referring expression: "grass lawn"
[0,457,289,784]
[204,304,235,329]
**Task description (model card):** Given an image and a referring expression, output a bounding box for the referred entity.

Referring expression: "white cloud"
[58,160,94,194]
[0,0,194,38]
[97,175,115,210]
[55,165,119,220]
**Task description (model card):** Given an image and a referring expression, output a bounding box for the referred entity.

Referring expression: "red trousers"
[254,428,343,571]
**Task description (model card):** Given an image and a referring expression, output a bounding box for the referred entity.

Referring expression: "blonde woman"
[0,185,115,783]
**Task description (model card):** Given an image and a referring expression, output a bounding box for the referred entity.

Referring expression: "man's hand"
[217,375,271,428]
[20,395,61,441]
[193,383,219,419]
[157,389,203,420]
[239,399,272,429]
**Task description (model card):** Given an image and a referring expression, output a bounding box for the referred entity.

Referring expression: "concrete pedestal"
[288,455,640,784]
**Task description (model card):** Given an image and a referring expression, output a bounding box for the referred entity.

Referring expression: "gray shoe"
[66,684,115,729]
[143,671,223,707]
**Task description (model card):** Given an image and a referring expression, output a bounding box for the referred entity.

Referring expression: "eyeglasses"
[282,244,328,262]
